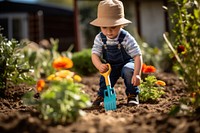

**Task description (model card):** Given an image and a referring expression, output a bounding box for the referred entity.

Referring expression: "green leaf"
[194,9,199,19]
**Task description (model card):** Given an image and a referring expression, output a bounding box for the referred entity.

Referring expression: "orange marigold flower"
[53,56,73,70]
[142,65,156,73]
[142,63,147,73]
[36,79,45,92]
[155,80,166,86]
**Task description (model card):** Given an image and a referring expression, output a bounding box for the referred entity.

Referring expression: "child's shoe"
[92,95,104,107]
[127,94,139,106]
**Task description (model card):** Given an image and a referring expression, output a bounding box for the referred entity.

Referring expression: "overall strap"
[118,30,127,44]
[100,32,107,44]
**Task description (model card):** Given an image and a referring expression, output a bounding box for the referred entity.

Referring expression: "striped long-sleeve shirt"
[92,29,142,58]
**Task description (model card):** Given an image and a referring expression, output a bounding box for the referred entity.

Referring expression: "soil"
[0,72,200,133]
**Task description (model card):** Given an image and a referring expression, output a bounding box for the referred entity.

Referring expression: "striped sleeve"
[122,32,142,58]
[91,33,103,56]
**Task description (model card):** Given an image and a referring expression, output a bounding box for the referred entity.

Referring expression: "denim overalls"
[98,29,140,97]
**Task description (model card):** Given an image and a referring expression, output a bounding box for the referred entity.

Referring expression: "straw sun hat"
[90,0,132,27]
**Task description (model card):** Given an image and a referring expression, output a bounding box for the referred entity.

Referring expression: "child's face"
[100,26,121,39]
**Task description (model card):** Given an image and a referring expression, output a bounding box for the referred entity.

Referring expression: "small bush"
[23,79,91,124]
[139,75,165,103]
[23,51,91,124]
[0,30,34,97]
[164,0,200,113]
[72,49,97,76]
[139,64,166,103]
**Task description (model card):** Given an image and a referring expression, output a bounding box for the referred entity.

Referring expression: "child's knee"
[122,67,133,78]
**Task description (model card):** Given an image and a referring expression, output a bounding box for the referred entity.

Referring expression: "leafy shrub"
[23,79,91,124]
[139,75,165,103]
[164,0,200,112]
[0,30,33,97]
[166,0,200,90]
[72,49,97,76]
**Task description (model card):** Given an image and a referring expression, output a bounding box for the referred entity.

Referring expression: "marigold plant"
[23,43,91,124]
[139,64,165,103]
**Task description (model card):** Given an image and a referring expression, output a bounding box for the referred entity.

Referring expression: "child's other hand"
[132,75,141,86]
[98,64,109,73]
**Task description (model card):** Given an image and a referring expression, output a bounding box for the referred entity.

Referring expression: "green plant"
[139,75,165,103]
[139,64,166,103]
[72,49,97,76]
[23,48,91,124]
[23,39,61,79]
[163,0,200,112]
[23,80,91,124]
[0,31,34,96]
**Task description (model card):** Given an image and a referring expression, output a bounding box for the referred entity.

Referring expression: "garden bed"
[0,72,200,133]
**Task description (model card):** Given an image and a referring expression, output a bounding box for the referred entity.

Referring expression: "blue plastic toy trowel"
[100,63,117,111]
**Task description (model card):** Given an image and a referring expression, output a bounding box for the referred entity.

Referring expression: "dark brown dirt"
[0,72,200,133]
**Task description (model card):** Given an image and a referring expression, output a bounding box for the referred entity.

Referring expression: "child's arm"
[132,55,143,86]
[91,53,108,73]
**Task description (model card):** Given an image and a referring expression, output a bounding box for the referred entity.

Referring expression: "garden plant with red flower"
[142,63,156,74]
[177,45,186,54]
[163,0,200,113]
[139,64,166,102]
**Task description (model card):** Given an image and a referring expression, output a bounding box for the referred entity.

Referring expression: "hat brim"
[90,18,132,27]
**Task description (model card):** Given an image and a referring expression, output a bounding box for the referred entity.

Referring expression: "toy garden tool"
[100,64,117,111]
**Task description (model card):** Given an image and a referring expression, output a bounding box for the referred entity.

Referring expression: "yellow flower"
[55,70,74,78]
[155,80,166,86]
[47,74,55,81]
[73,75,82,82]
[53,76,63,81]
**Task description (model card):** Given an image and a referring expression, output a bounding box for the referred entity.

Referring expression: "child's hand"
[132,75,141,86]
[98,64,109,73]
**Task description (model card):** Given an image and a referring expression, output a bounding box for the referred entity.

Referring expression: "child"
[90,0,143,106]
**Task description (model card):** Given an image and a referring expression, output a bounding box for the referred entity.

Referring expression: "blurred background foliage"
[40,0,73,9]
[6,0,174,72]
